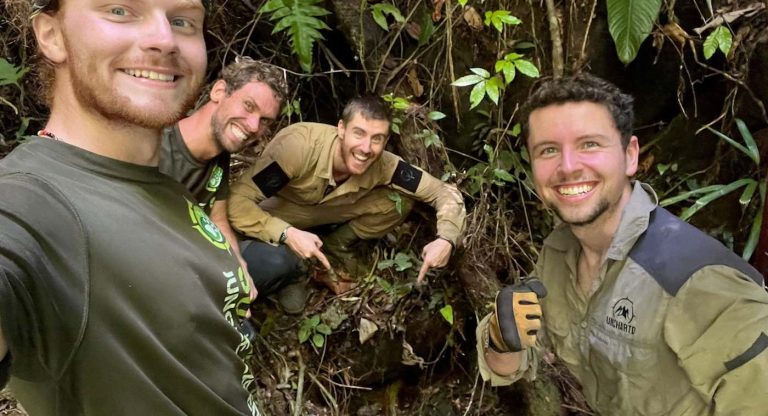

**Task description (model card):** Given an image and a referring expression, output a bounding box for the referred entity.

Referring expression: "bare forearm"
[211,201,243,259]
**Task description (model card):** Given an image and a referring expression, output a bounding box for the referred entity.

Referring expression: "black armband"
[391,160,422,193]
[252,161,290,198]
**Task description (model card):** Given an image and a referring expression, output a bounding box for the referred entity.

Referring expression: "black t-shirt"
[159,124,230,213]
[0,138,259,415]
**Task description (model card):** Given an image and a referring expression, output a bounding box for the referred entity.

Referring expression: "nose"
[246,116,261,134]
[558,148,581,175]
[359,137,372,154]
[139,14,179,55]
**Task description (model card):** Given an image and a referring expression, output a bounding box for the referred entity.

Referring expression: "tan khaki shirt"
[228,122,465,244]
[477,182,768,415]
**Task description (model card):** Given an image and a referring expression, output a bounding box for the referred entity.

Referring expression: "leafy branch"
[260,0,331,73]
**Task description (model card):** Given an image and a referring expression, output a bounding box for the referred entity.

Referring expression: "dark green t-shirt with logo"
[0,138,259,415]
[159,124,230,214]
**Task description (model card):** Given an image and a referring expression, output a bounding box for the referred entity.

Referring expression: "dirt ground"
[0,390,25,416]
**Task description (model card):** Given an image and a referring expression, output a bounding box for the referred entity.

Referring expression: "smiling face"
[334,112,390,178]
[528,101,639,227]
[43,0,207,128]
[209,80,281,153]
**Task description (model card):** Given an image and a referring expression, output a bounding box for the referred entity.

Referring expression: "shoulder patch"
[392,160,422,193]
[629,207,764,296]
[252,161,289,198]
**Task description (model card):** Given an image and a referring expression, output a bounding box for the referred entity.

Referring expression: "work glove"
[488,277,547,353]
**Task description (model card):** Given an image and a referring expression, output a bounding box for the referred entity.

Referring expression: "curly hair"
[219,57,289,107]
[341,95,392,125]
[521,73,635,148]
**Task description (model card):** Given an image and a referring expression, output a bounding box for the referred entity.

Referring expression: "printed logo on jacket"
[605,297,636,335]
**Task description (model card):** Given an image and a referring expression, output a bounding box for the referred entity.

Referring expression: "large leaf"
[607,0,663,64]
[260,0,330,73]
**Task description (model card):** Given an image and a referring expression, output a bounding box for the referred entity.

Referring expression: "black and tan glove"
[488,278,547,353]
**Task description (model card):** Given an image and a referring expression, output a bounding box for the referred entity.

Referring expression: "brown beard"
[63,36,201,130]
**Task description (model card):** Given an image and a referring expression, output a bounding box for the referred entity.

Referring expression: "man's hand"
[284,227,331,270]
[488,278,547,352]
[416,238,453,283]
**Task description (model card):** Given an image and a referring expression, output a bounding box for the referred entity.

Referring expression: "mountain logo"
[606,297,636,335]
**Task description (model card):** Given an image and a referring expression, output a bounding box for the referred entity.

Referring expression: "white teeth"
[558,184,593,196]
[124,69,174,82]
[232,125,247,141]
[353,153,369,162]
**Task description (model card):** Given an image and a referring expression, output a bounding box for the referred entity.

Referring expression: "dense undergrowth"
[2,0,767,414]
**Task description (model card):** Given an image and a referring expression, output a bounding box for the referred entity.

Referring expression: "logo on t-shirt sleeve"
[186,198,230,251]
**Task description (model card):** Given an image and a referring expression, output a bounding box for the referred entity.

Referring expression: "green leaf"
[469,81,486,109]
[498,14,522,25]
[703,26,732,59]
[451,74,485,87]
[493,168,516,182]
[511,123,521,137]
[495,60,516,85]
[377,259,395,271]
[418,12,436,46]
[260,0,331,73]
[423,130,442,148]
[743,182,765,260]
[706,124,758,165]
[735,118,759,164]
[309,315,321,326]
[656,163,669,175]
[427,111,446,121]
[659,184,724,207]
[388,192,404,215]
[371,3,405,31]
[607,0,663,64]
[393,252,414,271]
[0,58,29,87]
[739,180,758,206]
[514,41,536,50]
[311,333,325,348]
[315,323,332,335]
[298,326,311,343]
[439,305,454,325]
[485,76,502,105]
[470,67,491,78]
[513,59,540,78]
[458,0,468,6]
[679,179,755,221]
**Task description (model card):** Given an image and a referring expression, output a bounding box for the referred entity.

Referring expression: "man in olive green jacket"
[228,96,465,308]
[477,74,768,415]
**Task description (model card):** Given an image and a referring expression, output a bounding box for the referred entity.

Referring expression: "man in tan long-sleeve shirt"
[228,96,465,312]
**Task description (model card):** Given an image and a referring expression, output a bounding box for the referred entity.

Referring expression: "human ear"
[337,119,346,139]
[32,13,66,64]
[625,135,640,176]
[209,80,228,103]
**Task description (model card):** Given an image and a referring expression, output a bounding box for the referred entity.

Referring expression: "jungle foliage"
[2,0,768,414]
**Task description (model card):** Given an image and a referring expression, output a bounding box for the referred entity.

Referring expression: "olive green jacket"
[228,122,465,244]
[478,182,768,415]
